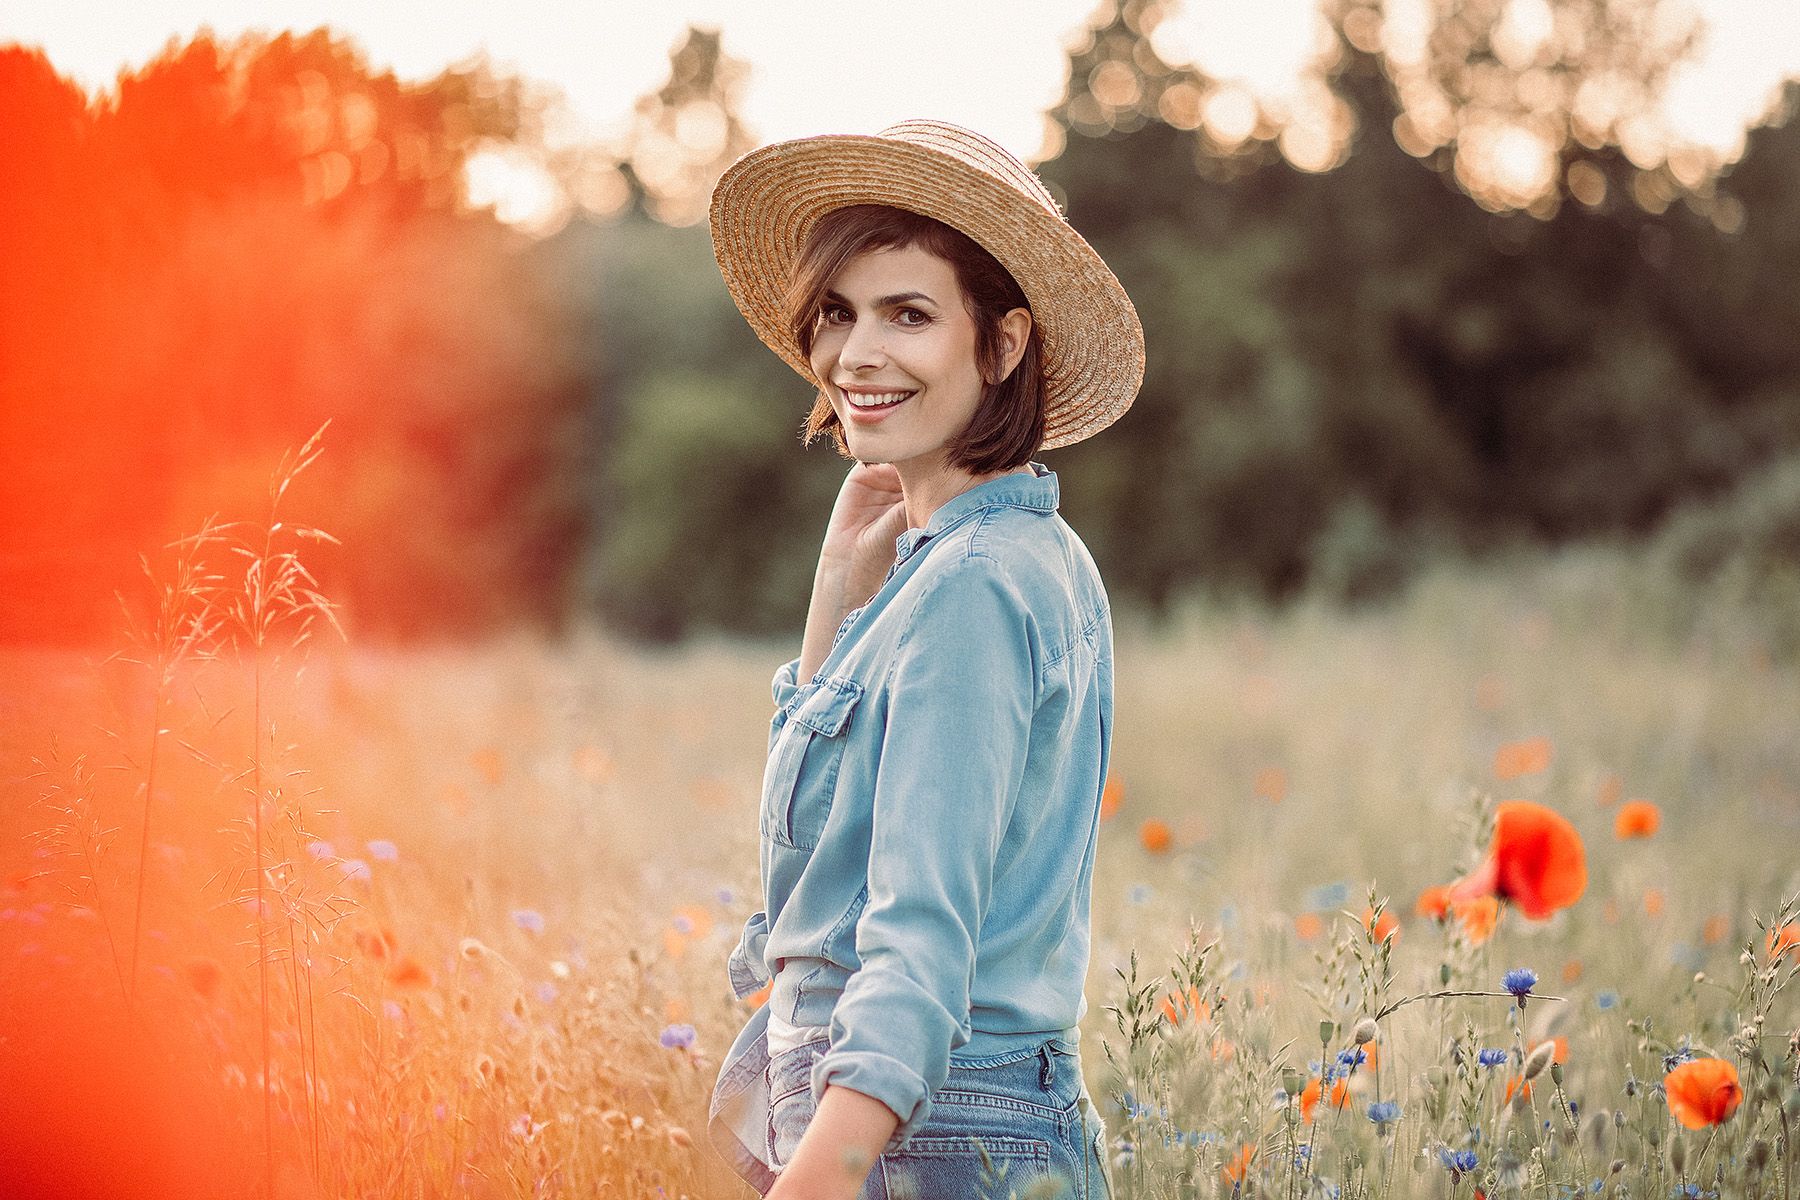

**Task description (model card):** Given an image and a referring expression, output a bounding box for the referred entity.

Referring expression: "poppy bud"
[1523,1040,1555,1081]
[1319,1020,1335,1045]
[1551,1062,1564,1087]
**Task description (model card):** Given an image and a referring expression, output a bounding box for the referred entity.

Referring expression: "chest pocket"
[761,674,863,852]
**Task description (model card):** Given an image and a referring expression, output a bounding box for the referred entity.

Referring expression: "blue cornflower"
[534,980,558,1004]
[366,839,399,862]
[339,858,372,883]
[671,914,694,934]
[1439,1148,1478,1173]
[714,886,734,905]
[658,1022,696,1049]
[1336,1047,1367,1071]
[1127,883,1154,905]
[1596,990,1619,1010]
[1662,1043,1696,1073]
[1477,1048,1509,1068]
[1304,881,1351,910]
[1367,1101,1401,1125]
[512,908,545,935]
[1502,968,1538,997]
[304,840,336,860]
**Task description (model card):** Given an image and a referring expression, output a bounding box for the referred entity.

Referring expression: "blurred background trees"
[3,0,1797,645]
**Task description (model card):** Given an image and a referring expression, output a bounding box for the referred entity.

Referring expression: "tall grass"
[3,483,1797,1198]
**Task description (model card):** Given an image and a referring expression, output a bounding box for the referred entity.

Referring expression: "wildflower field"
[3,455,1797,1199]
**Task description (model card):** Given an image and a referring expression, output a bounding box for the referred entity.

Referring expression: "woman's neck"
[898,461,1034,532]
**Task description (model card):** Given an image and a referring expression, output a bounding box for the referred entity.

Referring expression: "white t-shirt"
[766,1011,831,1059]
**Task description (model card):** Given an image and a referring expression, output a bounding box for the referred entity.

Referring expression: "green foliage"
[571,213,845,640]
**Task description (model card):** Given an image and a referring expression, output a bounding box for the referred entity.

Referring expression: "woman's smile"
[838,383,918,422]
[808,244,987,475]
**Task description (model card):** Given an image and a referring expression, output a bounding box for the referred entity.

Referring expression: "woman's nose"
[838,314,886,370]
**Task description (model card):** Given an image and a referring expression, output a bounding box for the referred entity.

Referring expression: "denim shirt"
[707,461,1114,1174]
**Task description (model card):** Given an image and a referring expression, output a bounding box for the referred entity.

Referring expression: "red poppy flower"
[1300,1077,1348,1123]
[1767,921,1799,960]
[1220,1143,1255,1186]
[1448,801,1586,920]
[1100,776,1123,821]
[1362,906,1400,943]
[1160,984,1208,1026]
[1665,1058,1742,1129]
[1613,800,1660,839]
[1492,737,1552,781]
[1415,884,1452,921]
[1529,1036,1569,1065]
[1139,819,1172,853]
[183,957,224,999]
[387,957,433,990]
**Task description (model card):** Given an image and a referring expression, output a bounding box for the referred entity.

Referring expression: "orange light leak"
[0,35,587,648]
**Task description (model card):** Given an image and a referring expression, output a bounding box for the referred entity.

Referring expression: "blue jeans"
[764,1036,1115,1200]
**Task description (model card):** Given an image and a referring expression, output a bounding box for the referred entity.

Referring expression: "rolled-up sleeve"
[809,553,1038,1149]
[769,655,803,753]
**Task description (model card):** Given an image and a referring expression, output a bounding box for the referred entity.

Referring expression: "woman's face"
[807,243,999,480]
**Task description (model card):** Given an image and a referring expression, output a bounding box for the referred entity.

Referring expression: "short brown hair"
[783,204,1046,473]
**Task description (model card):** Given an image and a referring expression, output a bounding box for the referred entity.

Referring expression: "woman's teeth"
[846,390,914,408]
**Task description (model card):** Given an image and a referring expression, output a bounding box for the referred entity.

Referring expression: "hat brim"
[708,132,1144,451]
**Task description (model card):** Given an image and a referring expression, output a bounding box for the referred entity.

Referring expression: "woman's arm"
[797,463,910,683]
[765,1084,899,1200]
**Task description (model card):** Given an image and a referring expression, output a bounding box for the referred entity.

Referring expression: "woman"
[704,119,1144,1200]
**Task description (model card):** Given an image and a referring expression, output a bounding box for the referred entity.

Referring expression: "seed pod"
[1523,1040,1556,1081]
[1320,1020,1336,1045]
[1282,1068,1304,1096]
[1353,1018,1379,1046]
[1551,1062,1564,1087]
[1749,1140,1770,1172]
[1670,1137,1686,1174]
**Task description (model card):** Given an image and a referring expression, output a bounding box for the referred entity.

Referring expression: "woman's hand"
[764,1084,897,1200]
[795,463,910,681]
[820,461,910,604]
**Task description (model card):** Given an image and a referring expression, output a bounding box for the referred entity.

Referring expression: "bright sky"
[11,0,1797,225]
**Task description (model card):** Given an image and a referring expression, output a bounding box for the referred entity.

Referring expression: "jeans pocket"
[879,1135,1059,1200]
[765,1038,828,1172]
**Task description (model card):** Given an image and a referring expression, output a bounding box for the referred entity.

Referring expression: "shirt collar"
[892,461,1058,562]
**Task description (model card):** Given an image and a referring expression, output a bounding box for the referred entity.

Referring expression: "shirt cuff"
[810,1048,934,1153]
[771,655,802,711]
[726,910,771,1000]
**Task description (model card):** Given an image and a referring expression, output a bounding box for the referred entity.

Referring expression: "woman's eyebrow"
[822,288,938,308]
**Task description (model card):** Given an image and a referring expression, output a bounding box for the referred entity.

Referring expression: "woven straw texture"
[708,119,1145,450]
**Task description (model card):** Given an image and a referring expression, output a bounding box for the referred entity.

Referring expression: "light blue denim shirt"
[708,461,1114,1170]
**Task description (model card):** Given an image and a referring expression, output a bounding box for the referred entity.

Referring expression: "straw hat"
[707,118,1145,450]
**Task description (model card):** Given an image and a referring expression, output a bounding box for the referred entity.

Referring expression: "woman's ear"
[992,307,1032,384]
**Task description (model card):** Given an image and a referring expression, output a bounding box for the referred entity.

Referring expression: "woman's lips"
[840,388,915,424]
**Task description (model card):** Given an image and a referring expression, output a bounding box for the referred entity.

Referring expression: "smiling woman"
[784,205,1046,485]
[702,119,1143,1200]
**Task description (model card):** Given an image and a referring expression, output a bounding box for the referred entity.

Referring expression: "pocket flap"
[786,675,863,738]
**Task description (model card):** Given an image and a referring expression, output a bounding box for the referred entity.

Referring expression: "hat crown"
[874,119,1063,222]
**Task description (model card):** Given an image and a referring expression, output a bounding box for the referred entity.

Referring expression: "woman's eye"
[821,304,850,324]
[896,308,929,326]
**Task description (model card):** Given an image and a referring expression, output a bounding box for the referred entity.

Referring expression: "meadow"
[2,490,1796,1198]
